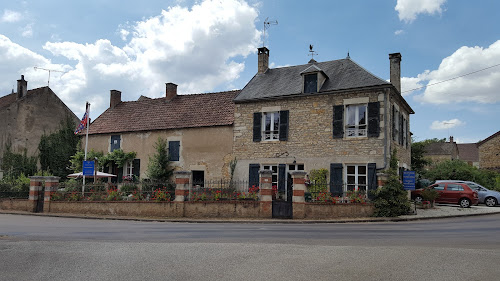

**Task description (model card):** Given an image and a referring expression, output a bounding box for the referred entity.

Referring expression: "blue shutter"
[332,105,344,139]
[279,110,289,141]
[168,141,180,161]
[249,164,260,188]
[253,112,262,142]
[367,163,377,199]
[367,102,380,138]
[330,163,343,196]
[392,106,396,141]
[278,164,286,192]
[132,159,140,179]
[110,135,121,152]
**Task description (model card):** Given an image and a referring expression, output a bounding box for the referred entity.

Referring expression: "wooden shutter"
[110,135,121,152]
[278,164,286,192]
[168,141,180,161]
[253,112,262,142]
[367,102,380,138]
[392,106,396,141]
[132,159,140,179]
[367,163,377,199]
[249,164,260,188]
[400,114,404,145]
[332,105,344,139]
[330,163,343,196]
[406,119,409,148]
[279,110,289,141]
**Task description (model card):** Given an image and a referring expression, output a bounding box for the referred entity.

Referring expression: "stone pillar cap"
[259,169,273,175]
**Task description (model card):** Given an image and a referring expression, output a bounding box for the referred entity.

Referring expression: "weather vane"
[308,45,318,60]
[262,17,278,47]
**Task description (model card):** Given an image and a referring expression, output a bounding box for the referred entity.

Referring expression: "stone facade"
[478,131,500,172]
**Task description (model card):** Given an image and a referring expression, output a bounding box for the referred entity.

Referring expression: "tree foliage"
[38,116,80,178]
[373,149,411,217]
[147,137,174,182]
[69,143,105,172]
[1,142,37,179]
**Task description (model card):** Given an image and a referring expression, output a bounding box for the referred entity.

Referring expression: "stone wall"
[479,133,500,172]
[0,199,30,212]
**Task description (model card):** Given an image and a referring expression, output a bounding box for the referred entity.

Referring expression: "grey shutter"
[168,141,180,161]
[278,164,286,192]
[330,163,343,196]
[249,164,260,188]
[332,105,344,139]
[132,159,140,179]
[406,119,409,148]
[253,112,262,142]
[279,110,289,141]
[117,166,123,183]
[367,102,380,138]
[367,163,377,199]
[392,106,396,141]
[400,114,404,145]
[111,135,121,152]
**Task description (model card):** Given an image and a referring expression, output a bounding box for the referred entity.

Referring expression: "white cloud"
[1,10,22,23]
[395,0,446,23]
[394,29,404,35]
[430,119,465,130]
[402,40,500,104]
[21,23,33,37]
[0,0,261,118]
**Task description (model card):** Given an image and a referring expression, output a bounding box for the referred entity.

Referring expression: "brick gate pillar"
[259,169,273,218]
[174,171,192,202]
[28,176,44,212]
[291,171,307,219]
[43,176,60,212]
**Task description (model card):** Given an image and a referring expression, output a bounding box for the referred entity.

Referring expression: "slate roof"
[88,90,239,135]
[424,142,457,156]
[234,58,391,102]
[457,143,479,162]
[0,87,48,108]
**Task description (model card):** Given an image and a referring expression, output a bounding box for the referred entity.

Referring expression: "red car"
[412,182,479,208]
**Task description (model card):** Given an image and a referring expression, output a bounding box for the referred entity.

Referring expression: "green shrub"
[421,188,439,201]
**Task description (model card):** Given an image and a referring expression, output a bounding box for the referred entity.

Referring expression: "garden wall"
[0,199,30,212]
[301,203,374,219]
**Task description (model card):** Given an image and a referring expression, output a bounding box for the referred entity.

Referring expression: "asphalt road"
[1,214,500,281]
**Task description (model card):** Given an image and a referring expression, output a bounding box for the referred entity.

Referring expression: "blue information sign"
[403,171,416,190]
[82,161,95,176]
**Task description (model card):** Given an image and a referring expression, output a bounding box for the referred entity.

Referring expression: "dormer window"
[304,74,317,93]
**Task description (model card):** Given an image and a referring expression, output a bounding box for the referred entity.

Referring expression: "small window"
[447,184,464,191]
[304,74,317,93]
[111,135,121,152]
[433,184,445,191]
[345,105,367,137]
[192,170,205,187]
[346,164,367,193]
[263,165,278,186]
[168,141,180,161]
[262,112,280,141]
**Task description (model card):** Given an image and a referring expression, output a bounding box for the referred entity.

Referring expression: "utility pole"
[34,66,65,87]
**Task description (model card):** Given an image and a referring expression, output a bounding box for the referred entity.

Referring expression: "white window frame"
[262,165,278,187]
[345,104,367,138]
[345,164,368,194]
[262,112,280,141]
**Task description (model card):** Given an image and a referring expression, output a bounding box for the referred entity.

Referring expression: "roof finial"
[347,50,350,59]
[308,44,318,63]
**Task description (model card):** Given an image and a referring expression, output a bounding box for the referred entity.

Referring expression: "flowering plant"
[152,187,171,202]
[346,190,366,203]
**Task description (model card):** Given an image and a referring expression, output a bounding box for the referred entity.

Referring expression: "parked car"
[412,182,479,208]
[436,180,500,207]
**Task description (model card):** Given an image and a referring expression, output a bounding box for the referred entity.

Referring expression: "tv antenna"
[443,122,454,139]
[34,66,66,87]
[308,44,318,61]
[262,17,278,47]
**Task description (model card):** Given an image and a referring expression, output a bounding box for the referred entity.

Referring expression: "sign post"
[82,160,95,195]
[403,171,416,190]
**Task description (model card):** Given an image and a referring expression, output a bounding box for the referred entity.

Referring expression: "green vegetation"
[1,142,37,179]
[308,168,328,193]
[147,137,174,182]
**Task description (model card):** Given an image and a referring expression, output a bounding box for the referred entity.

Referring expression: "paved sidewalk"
[2,204,500,223]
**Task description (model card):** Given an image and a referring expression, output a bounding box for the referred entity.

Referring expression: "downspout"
[379,88,390,171]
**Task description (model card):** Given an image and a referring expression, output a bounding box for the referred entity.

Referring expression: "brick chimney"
[449,136,454,143]
[258,47,269,74]
[17,75,28,99]
[166,83,177,101]
[389,53,402,93]
[110,90,121,108]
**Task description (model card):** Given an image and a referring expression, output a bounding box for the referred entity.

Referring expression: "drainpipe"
[379,88,390,171]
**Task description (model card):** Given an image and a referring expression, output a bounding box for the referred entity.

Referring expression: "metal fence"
[0,182,29,199]
[189,180,255,201]
[306,182,370,203]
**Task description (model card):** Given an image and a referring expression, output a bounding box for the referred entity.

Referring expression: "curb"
[2,209,500,224]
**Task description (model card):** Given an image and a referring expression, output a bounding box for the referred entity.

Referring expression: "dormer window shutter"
[367,102,380,138]
[279,110,289,141]
[253,112,262,142]
[332,105,344,139]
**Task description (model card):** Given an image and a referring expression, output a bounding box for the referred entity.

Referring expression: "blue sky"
[1,0,498,143]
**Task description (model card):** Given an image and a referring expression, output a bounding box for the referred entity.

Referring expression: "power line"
[402,63,500,93]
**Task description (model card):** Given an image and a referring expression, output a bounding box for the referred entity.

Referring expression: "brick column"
[291,171,307,219]
[43,176,60,212]
[174,171,191,202]
[28,176,44,212]
[259,169,273,218]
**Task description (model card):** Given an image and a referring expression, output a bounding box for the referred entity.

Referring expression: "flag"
[74,103,89,135]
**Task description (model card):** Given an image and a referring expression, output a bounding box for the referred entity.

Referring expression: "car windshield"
[466,183,482,191]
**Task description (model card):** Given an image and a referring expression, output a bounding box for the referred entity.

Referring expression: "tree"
[147,137,174,182]
[39,116,80,178]
[1,142,37,179]
[411,137,446,174]
[69,143,105,172]
[373,149,411,217]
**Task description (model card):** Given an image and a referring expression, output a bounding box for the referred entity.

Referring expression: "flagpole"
[82,102,90,196]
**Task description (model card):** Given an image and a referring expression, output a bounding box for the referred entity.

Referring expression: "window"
[110,135,121,152]
[447,184,464,191]
[124,159,140,180]
[262,112,280,140]
[433,184,445,191]
[346,165,367,193]
[192,170,204,187]
[304,74,317,93]
[263,165,278,187]
[168,141,180,161]
[345,104,367,137]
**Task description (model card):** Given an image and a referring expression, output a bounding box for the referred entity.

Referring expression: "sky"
[0,0,499,144]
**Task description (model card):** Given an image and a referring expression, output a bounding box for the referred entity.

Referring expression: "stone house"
[232,47,414,198]
[85,84,238,183]
[478,131,500,173]
[423,137,459,166]
[0,75,79,177]
[457,143,479,168]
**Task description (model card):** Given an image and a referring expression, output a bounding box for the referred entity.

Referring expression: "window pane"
[346,106,356,126]
[358,166,366,175]
[358,176,366,186]
[304,74,317,93]
[358,106,366,125]
[265,114,271,131]
[347,176,355,184]
[298,164,304,170]
[347,166,355,174]
[273,112,280,131]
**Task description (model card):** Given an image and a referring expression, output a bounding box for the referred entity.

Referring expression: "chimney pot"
[166,83,177,101]
[257,47,269,74]
[110,90,122,108]
[389,53,402,93]
[16,75,28,99]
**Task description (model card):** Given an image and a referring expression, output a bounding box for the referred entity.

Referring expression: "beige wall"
[232,88,412,181]
[479,134,500,172]
[86,125,234,180]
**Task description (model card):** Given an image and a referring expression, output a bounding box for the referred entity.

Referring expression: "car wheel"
[414,195,423,203]
[459,198,471,208]
[485,197,498,207]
